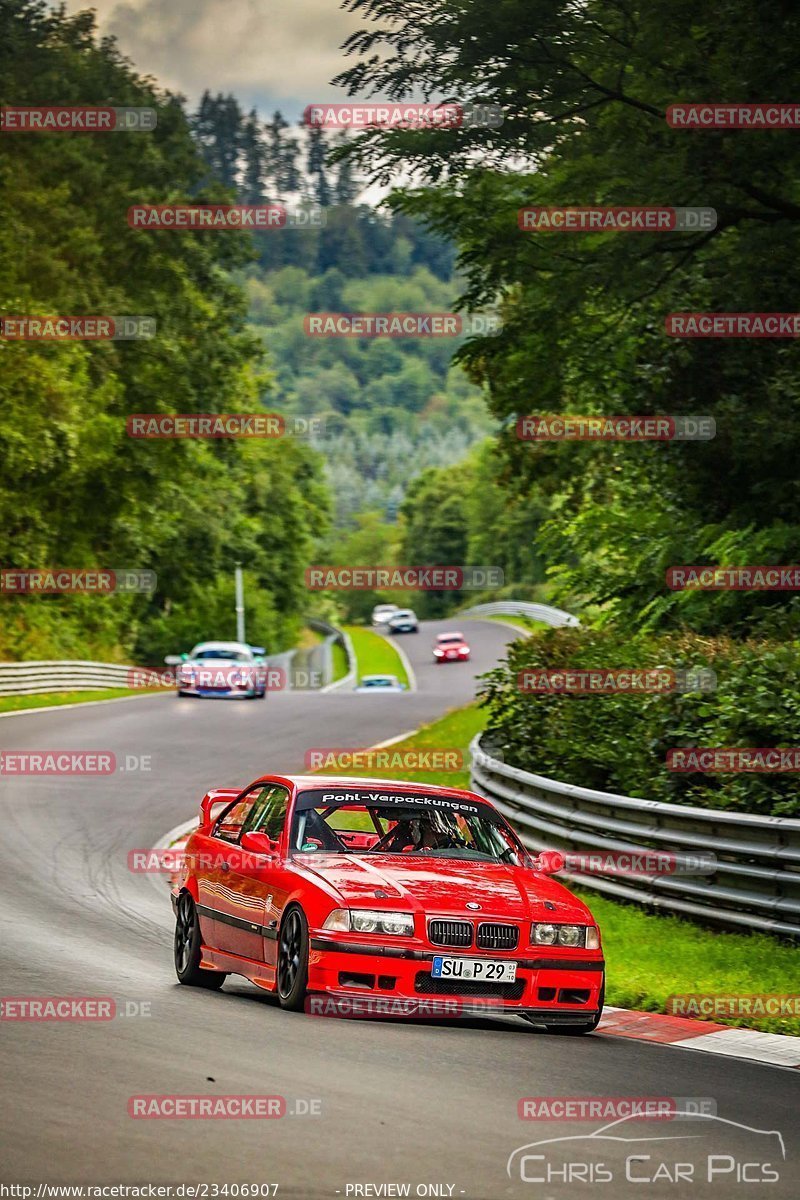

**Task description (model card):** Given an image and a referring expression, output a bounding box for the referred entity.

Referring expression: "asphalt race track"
[1,619,797,1198]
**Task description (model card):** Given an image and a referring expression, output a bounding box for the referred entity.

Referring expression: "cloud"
[63,0,361,117]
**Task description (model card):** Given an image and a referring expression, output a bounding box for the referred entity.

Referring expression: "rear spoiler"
[199,788,240,829]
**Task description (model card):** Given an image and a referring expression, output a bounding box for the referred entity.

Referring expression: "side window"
[245,785,290,842]
[215,787,265,844]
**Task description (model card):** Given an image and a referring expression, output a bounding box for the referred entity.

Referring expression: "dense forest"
[188,90,493,526]
[325,0,800,815]
[0,1,329,661]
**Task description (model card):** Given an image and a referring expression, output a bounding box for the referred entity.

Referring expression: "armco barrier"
[0,660,136,696]
[470,734,800,938]
[461,600,580,628]
[307,619,357,691]
[0,650,296,696]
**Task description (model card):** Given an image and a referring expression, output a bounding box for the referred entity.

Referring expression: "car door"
[213,784,291,964]
[243,785,292,974]
[203,786,270,960]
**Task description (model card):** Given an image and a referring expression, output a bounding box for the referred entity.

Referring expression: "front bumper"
[308,935,604,1019]
[178,685,257,698]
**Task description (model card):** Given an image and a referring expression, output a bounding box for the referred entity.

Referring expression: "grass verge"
[331,639,349,683]
[344,624,409,687]
[0,688,166,714]
[320,699,800,1035]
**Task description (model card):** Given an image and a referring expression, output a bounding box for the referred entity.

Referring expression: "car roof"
[360,673,399,682]
[390,609,415,617]
[249,774,494,804]
[437,631,465,640]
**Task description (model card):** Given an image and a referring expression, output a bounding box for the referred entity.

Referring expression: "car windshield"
[360,677,395,688]
[193,649,251,662]
[291,787,528,864]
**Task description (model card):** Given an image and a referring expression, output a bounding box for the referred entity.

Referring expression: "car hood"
[295,854,592,922]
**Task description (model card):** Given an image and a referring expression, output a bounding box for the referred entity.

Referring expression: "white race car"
[165,641,268,699]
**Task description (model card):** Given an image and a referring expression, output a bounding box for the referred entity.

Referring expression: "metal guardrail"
[470,733,800,938]
[0,660,138,696]
[461,600,580,628]
[0,629,350,697]
[308,619,357,692]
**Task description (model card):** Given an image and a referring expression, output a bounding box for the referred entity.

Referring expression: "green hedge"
[479,627,800,817]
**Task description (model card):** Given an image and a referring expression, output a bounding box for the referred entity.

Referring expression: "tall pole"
[235,563,246,643]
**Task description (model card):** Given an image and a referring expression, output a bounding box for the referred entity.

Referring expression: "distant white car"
[165,640,268,699]
[371,604,400,626]
[354,674,407,693]
[386,608,418,634]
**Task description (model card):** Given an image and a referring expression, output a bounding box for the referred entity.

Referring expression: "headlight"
[532,923,596,947]
[352,910,414,936]
[322,909,350,932]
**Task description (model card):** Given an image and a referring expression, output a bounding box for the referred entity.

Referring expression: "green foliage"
[335,0,800,633]
[243,264,493,526]
[319,512,400,622]
[0,1,328,660]
[479,626,800,816]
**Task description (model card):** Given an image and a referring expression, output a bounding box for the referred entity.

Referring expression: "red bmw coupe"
[172,776,604,1032]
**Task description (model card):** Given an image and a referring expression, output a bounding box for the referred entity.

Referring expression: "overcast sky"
[64,0,362,118]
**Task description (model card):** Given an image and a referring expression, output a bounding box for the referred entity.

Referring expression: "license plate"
[431,956,517,983]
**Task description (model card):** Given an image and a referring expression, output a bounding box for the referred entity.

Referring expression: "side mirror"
[164,654,183,665]
[240,830,278,858]
[533,850,565,874]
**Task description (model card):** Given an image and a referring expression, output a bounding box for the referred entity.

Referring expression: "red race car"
[433,631,471,662]
[172,776,604,1032]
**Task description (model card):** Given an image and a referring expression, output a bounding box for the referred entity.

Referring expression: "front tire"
[174,892,226,989]
[277,906,309,1011]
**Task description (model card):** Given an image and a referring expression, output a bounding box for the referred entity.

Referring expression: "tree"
[334,0,800,633]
